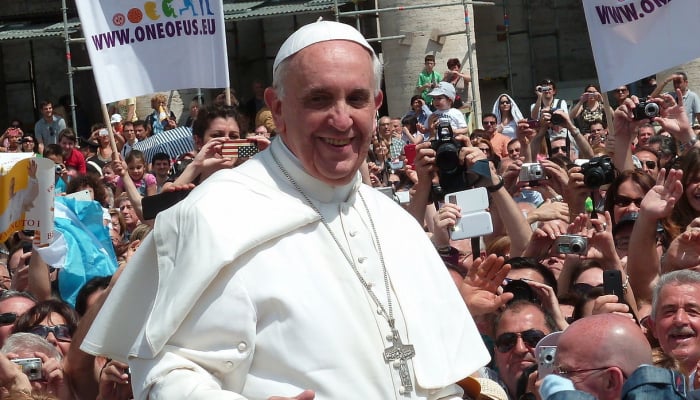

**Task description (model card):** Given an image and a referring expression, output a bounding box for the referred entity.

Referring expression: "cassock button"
[237,342,247,352]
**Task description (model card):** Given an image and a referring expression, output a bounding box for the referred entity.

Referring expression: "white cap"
[110,114,123,124]
[273,20,374,75]
[428,82,456,101]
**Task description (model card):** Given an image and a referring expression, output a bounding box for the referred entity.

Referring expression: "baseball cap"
[273,20,374,74]
[110,114,123,124]
[428,82,456,101]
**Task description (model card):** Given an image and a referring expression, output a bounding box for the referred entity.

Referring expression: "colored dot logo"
[127,8,143,24]
[112,13,126,27]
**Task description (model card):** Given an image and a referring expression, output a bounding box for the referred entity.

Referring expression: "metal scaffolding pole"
[61,0,77,131]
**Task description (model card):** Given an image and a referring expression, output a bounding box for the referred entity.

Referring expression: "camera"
[550,113,565,126]
[519,163,545,183]
[12,358,42,381]
[537,85,552,93]
[389,160,404,171]
[633,100,660,121]
[503,279,538,304]
[431,117,469,198]
[554,234,588,255]
[580,156,615,188]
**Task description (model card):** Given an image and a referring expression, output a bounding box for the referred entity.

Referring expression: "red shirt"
[64,148,87,174]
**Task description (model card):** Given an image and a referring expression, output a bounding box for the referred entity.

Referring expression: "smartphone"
[404,144,417,167]
[12,358,42,381]
[446,188,493,240]
[603,270,624,300]
[527,119,540,129]
[142,189,192,220]
[221,139,259,159]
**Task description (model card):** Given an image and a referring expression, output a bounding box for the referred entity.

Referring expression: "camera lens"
[644,102,660,118]
[551,114,565,126]
[435,143,461,173]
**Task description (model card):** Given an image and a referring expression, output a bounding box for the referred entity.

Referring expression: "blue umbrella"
[132,126,195,164]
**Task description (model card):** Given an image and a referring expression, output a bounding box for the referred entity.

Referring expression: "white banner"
[583,0,700,91]
[76,0,230,104]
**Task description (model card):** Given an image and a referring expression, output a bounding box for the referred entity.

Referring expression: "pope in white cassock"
[81,21,489,400]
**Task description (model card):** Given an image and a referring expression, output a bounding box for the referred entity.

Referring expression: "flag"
[34,197,118,307]
[582,1,700,91]
[75,0,230,104]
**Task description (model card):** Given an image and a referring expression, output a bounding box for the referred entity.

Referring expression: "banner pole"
[101,103,119,161]
[225,87,232,106]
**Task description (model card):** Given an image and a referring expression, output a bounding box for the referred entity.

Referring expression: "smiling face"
[652,283,700,372]
[265,40,382,186]
[494,304,550,397]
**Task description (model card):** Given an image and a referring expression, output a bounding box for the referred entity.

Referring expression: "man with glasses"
[0,291,36,347]
[492,300,556,399]
[633,147,660,180]
[482,113,509,158]
[34,100,66,154]
[543,313,685,400]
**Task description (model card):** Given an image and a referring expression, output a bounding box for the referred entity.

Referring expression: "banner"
[0,155,55,244]
[75,0,230,104]
[583,0,700,91]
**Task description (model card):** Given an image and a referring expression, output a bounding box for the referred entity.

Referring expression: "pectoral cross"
[383,321,415,392]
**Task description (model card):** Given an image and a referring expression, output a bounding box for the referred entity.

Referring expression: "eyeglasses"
[551,146,568,154]
[495,329,546,353]
[499,100,511,105]
[508,148,520,154]
[614,196,643,208]
[483,121,497,126]
[29,324,72,342]
[388,180,401,187]
[641,160,657,170]
[0,313,17,326]
[554,365,612,378]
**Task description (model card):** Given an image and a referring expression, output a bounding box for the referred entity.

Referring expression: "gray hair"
[272,49,383,100]
[2,332,62,361]
[651,270,700,320]
[0,290,37,303]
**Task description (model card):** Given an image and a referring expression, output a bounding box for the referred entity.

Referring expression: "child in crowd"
[416,54,442,107]
[115,150,156,197]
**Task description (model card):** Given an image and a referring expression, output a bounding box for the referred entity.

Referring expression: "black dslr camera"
[633,100,660,121]
[581,156,615,188]
[430,117,469,199]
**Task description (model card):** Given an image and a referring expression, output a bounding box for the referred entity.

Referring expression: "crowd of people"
[1,19,700,400]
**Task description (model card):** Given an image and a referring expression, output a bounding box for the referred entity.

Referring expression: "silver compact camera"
[555,234,588,255]
[519,163,545,182]
[12,357,42,381]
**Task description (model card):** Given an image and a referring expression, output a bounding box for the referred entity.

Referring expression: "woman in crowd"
[20,134,41,156]
[603,169,655,226]
[13,299,79,358]
[87,124,114,167]
[569,83,610,134]
[491,93,524,139]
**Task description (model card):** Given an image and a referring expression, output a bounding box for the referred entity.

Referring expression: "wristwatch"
[486,175,504,192]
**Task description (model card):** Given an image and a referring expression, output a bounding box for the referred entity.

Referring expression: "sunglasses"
[0,312,17,326]
[388,180,401,187]
[551,146,568,154]
[499,100,511,105]
[495,329,546,353]
[641,160,657,170]
[615,88,628,93]
[614,196,643,208]
[29,324,72,342]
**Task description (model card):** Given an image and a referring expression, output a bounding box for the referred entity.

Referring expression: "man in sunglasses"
[0,291,36,347]
[482,113,510,158]
[633,147,660,179]
[492,300,556,399]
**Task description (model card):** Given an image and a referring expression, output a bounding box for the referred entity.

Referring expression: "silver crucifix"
[383,325,416,391]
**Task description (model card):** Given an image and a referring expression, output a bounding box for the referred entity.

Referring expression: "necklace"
[270,150,416,392]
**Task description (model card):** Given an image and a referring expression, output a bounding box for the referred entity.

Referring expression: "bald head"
[555,314,651,399]
[563,314,651,373]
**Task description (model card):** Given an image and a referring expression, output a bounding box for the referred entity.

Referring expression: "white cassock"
[82,138,490,400]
